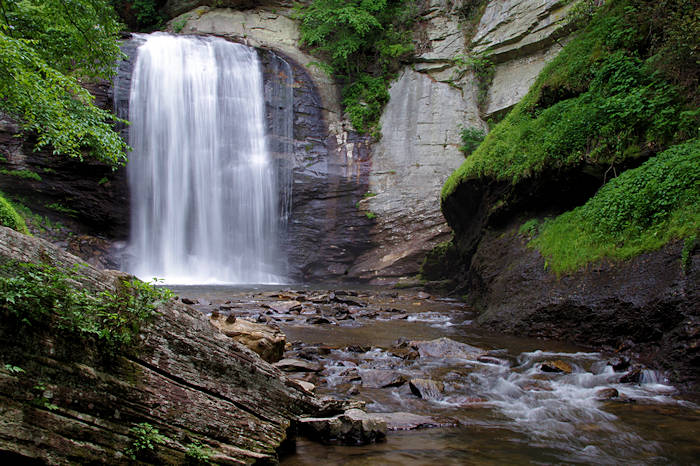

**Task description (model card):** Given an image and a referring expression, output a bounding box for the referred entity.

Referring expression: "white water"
[127,34,286,284]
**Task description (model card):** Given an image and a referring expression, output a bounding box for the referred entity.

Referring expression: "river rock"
[409,378,445,400]
[619,367,643,384]
[360,370,407,388]
[539,360,573,374]
[274,358,322,373]
[264,300,302,314]
[298,408,387,445]
[596,388,620,400]
[608,357,631,372]
[374,412,457,431]
[209,313,285,363]
[411,337,484,360]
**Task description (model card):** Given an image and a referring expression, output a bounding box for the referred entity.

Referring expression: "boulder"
[540,360,573,374]
[274,358,323,373]
[411,337,484,360]
[359,370,407,389]
[374,412,457,431]
[298,408,387,445]
[409,378,445,400]
[210,313,285,363]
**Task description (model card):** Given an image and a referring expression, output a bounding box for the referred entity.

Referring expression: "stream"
[172,285,700,465]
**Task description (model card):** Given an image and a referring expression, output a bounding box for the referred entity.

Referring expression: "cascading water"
[125,33,288,284]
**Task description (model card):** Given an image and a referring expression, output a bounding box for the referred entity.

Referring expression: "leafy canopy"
[0,0,128,166]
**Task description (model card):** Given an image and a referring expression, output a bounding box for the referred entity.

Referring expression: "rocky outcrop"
[350,68,484,281]
[0,117,129,243]
[472,0,574,117]
[0,226,326,463]
[441,217,700,388]
[351,0,576,281]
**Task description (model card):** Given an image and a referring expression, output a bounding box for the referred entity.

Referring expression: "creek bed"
[171,285,700,465]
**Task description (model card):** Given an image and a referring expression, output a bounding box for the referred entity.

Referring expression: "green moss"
[442,0,698,201]
[530,139,700,274]
[0,169,42,181]
[0,193,29,234]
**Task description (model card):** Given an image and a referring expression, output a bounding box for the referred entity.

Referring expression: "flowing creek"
[172,285,700,465]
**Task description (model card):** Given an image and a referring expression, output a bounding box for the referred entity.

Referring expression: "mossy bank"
[437,0,699,386]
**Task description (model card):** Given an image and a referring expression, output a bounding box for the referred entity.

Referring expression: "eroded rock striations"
[0,226,326,463]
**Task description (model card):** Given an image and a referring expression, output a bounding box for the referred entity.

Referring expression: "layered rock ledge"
[0,226,326,464]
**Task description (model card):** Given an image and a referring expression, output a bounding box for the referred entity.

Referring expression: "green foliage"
[0,193,28,234]
[530,139,700,273]
[459,126,486,156]
[0,0,128,166]
[365,211,377,220]
[518,219,540,238]
[185,440,213,465]
[172,15,188,33]
[0,168,41,181]
[362,191,377,198]
[442,0,699,200]
[453,53,494,107]
[4,363,24,374]
[45,202,78,216]
[0,261,172,352]
[125,422,168,460]
[295,0,415,132]
[680,234,696,274]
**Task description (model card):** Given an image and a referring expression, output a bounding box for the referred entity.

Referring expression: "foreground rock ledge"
[0,226,325,464]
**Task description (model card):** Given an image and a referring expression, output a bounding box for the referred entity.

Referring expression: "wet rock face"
[0,117,130,242]
[0,227,323,464]
[299,408,387,446]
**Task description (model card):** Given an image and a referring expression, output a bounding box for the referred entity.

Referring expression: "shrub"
[125,422,168,461]
[0,262,172,352]
[459,127,486,156]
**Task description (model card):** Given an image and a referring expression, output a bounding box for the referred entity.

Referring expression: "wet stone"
[274,358,322,373]
[263,300,302,314]
[411,337,484,360]
[540,360,573,374]
[619,367,643,383]
[360,370,407,388]
[298,408,387,446]
[596,388,620,400]
[409,378,445,399]
[374,412,457,431]
[477,355,508,366]
[608,357,631,372]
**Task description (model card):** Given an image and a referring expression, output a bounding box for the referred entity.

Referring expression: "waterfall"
[125,33,288,284]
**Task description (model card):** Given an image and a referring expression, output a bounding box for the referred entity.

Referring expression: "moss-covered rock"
[0,193,27,234]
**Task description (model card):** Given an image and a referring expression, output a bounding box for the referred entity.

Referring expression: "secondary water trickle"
[125,33,289,284]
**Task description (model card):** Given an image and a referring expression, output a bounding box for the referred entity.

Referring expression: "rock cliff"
[354,0,573,280]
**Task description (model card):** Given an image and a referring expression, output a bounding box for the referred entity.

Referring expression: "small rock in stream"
[209,313,285,363]
[416,291,431,300]
[619,367,643,383]
[263,300,302,314]
[374,412,457,431]
[596,387,620,400]
[608,356,631,372]
[539,360,573,374]
[410,337,484,360]
[274,358,322,373]
[360,370,407,388]
[409,378,445,399]
[298,408,387,445]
